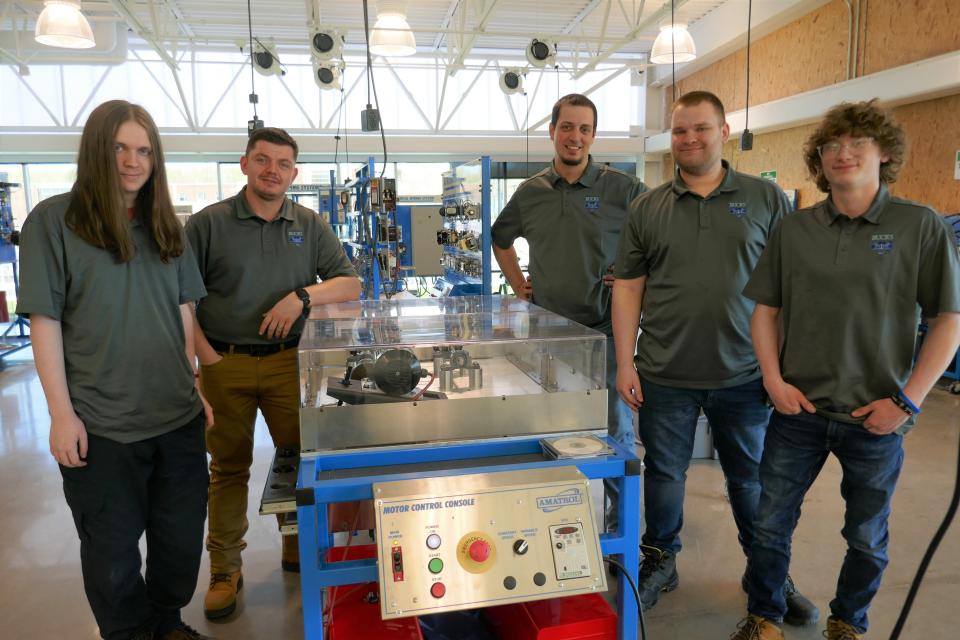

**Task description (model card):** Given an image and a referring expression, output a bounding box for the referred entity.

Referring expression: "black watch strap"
[295,288,311,316]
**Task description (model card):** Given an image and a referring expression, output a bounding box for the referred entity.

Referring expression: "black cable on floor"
[604,556,648,640]
[889,425,960,639]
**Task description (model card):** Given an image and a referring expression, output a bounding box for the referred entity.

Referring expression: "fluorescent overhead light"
[650,23,696,64]
[34,0,95,49]
[370,2,416,57]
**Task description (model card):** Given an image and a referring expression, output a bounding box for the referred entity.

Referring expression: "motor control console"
[373,466,606,619]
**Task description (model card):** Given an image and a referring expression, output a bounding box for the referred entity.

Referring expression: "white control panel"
[373,466,606,619]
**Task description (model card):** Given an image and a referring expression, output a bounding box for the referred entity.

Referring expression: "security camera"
[525,38,556,68]
[313,59,342,90]
[252,41,284,76]
[499,68,524,95]
[310,29,343,61]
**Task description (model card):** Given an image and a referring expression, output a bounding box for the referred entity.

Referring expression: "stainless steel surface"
[373,467,606,619]
[300,390,606,452]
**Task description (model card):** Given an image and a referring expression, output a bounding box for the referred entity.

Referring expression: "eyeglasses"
[817,137,874,158]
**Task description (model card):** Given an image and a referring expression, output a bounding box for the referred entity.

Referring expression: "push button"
[469,539,491,563]
[533,572,546,586]
[426,533,441,549]
[430,582,446,598]
[428,558,444,574]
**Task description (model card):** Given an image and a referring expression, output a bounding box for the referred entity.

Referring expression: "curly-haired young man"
[731,100,960,640]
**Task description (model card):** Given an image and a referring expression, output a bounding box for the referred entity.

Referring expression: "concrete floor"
[1,348,958,639]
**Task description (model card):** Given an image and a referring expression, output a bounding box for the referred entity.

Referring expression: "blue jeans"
[607,337,636,452]
[637,377,769,555]
[747,411,903,633]
[604,337,637,530]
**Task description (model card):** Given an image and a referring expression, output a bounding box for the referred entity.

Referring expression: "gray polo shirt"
[185,187,357,345]
[744,185,960,430]
[615,161,790,388]
[16,193,206,444]
[491,159,647,335]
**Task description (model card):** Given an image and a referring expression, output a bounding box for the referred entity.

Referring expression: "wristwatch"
[295,288,311,317]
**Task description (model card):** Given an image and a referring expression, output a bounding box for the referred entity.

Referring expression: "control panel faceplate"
[373,466,606,619]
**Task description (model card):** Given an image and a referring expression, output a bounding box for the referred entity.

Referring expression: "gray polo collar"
[545,156,600,187]
[234,186,295,222]
[671,159,738,198]
[817,183,890,227]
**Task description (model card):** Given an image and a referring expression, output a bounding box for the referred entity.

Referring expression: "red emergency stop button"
[430,582,446,598]
[468,539,491,563]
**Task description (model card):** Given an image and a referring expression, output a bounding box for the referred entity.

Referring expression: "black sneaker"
[740,569,819,626]
[158,624,215,640]
[783,575,819,626]
[638,544,679,610]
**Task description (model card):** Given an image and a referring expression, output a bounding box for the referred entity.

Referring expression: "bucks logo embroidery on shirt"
[287,230,305,246]
[870,233,894,255]
[728,202,747,218]
[584,196,601,211]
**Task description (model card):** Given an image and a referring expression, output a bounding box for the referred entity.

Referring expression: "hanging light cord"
[361,0,389,179]
[670,0,676,103]
[745,0,752,131]
[246,0,257,120]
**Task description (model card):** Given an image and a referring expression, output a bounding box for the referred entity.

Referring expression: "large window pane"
[167,163,219,214]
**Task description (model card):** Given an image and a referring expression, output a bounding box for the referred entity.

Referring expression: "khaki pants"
[200,348,299,574]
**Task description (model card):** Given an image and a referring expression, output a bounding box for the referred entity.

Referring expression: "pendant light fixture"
[34,0,95,49]
[369,1,416,57]
[649,0,696,65]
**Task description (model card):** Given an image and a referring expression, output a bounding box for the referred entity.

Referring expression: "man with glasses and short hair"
[731,100,960,640]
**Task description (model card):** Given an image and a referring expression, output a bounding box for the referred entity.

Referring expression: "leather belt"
[207,336,300,357]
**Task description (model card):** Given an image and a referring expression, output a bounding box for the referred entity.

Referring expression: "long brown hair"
[66,100,183,262]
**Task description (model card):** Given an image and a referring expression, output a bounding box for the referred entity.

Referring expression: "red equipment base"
[484,593,617,640]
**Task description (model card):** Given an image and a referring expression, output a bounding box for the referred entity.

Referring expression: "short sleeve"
[917,214,960,318]
[613,194,650,279]
[14,203,67,320]
[177,238,207,305]
[183,212,208,277]
[491,189,523,250]
[627,179,648,205]
[743,217,785,307]
[315,218,358,281]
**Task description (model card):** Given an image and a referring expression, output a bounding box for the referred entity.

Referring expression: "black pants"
[60,412,208,640]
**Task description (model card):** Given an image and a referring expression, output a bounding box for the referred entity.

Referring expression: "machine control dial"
[426,533,442,550]
[469,539,491,563]
[430,582,446,598]
[512,539,528,555]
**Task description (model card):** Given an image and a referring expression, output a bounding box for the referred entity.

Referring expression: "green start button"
[428,557,444,574]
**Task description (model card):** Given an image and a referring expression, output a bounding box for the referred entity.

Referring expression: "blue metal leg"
[299,458,325,640]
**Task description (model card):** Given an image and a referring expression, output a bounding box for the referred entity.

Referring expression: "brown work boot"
[282,534,300,572]
[824,616,863,639]
[730,615,784,640]
[203,571,242,620]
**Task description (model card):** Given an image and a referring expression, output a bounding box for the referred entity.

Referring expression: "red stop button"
[469,539,491,563]
[430,582,446,598]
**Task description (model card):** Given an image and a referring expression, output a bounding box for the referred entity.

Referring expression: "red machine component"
[484,593,617,640]
[468,539,491,563]
[325,544,423,640]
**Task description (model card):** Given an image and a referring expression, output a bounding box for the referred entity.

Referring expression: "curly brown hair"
[804,99,906,193]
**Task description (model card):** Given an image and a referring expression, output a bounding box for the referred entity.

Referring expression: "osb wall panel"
[658,93,960,215]
[891,95,960,214]
[663,0,850,121]
[860,0,960,75]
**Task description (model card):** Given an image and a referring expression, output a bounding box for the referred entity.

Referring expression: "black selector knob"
[513,539,528,555]
[533,572,546,586]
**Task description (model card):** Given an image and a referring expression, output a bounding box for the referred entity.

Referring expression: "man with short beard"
[612,91,816,624]
[185,127,360,620]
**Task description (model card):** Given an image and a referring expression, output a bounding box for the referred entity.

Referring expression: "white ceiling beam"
[447,0,501,74]
[432,0,460,50]
[573,0,693,78]
[106,0,180,70]
[560,0,603,34]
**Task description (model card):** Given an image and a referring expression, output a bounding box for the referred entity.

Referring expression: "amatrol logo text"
[536,488,583,512]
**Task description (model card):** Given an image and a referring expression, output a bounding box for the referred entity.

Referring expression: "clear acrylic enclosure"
[297,296,607,452]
